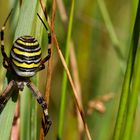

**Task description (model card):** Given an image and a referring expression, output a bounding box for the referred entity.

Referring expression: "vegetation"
[0,0,139,140]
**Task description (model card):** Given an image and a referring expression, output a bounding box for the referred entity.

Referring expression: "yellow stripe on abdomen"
[12,59,40,68]
[17,39,39,46]
[13,48,41,57]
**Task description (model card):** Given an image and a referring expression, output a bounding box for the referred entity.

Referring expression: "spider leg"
[40,47,51,66]
[0,80,16,112]
[37,47,51,72]
[26,81,52,136]
[36,14,52,72]
[0,9,13,69]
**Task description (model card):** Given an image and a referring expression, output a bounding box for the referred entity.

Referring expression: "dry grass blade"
[57,0,84,138]
[39,0,56,139]
[53,34,92,140]
[44,0,56,103]
[39,0,92,139]
[56,0,67,22]
[11,100,20,140]
[39,0,56,104]
[51,0,56,30]
[70,43,84,138]
[39,0,51,25]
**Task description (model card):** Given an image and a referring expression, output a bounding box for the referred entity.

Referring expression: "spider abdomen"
[10,36,41,77]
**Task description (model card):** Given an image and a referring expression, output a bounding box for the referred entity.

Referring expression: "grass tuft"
[113,1,140,139]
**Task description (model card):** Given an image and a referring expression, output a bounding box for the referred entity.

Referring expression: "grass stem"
[57,0,75,139]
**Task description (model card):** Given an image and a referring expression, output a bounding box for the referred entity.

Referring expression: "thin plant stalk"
[44,0,56,106]
[39,0,56,139]
[11,99,20,140]
[97,0,124,61]
[70,44,84,139]
[53,34,92,140]
[56,0,84,138]
[57,0,75,139]
[39,0,92,139]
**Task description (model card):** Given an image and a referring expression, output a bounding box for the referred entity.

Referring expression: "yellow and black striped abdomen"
[10,36,41,77]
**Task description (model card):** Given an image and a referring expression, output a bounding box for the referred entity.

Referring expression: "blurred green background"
[0,0,139,140]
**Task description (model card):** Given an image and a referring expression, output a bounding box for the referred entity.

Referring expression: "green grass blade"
[0,85,18,140]
[113,1,140,140]
[15,1,48,139]
[97,0,124,61]
[57,0,75,139]
[123,44,140,140]
[14,0,38,140]
[14,0,37,39]
[122,1,140,139]
[0,2,20,140]
[113,47,133,140]
[20,88,32,140]
[30,2,47,139]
